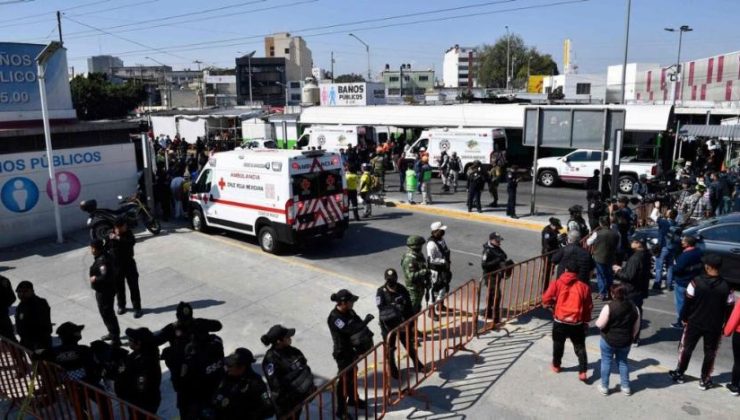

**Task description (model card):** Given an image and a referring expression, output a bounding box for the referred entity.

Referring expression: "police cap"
[549,217,562,228]
[331,289,359,303]
[261,324,296,346]
[125,327,154,344]
[56,322,84,338]
[384,268,398,282]
[225,347,256,366]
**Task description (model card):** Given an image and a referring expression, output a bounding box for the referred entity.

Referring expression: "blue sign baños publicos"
[0,42,76,123]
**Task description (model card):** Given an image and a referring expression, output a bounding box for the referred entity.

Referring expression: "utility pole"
[56,11,63,45]
[194,60,203,109]
[619,0,631,104]
[665,25,693,105]
[505,25,511,92]
[330,51,335,82]
[349,33,371,82]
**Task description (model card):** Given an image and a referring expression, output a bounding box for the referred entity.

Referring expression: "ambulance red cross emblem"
[218,177,226,190]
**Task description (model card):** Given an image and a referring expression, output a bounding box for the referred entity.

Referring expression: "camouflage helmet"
[406,235,426,247]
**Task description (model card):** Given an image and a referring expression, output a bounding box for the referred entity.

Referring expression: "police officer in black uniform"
[14,280,52,351]
[89,239,121,346]
[541,217,564,254]
[506,166,520,219]
[109,218,142,318]
[208,348,274,420]
[177,325,225,419]
[376,269,423,379]
[567,205,589,239]
[115,327,162,414]
[482,233,510,324]
[587,190,607,232]
[154,302,222,419]
[328,289,374,419]
[0,275,16,341]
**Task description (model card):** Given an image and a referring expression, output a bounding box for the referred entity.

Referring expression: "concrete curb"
[385,200,547,232]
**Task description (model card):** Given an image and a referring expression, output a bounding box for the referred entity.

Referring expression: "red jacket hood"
[558,272,580,285]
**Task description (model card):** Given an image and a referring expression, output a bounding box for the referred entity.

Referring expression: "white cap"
[430,221,447,231]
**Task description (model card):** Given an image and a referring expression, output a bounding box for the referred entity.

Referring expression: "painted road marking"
[388,200,546,232]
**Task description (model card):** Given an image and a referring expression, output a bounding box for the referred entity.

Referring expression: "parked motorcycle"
[80,194,161,241]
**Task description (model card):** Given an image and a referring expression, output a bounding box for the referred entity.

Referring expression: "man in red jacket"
[543,260,594,382]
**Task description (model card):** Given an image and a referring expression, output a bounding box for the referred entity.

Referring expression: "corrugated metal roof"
[679,124,740,138]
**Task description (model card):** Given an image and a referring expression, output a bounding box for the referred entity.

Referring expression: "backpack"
[554,281,585,324]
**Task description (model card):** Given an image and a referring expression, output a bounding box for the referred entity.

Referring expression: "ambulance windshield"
[292,170,342,200]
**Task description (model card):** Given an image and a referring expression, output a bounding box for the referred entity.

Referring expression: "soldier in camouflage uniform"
[401,235,430,314]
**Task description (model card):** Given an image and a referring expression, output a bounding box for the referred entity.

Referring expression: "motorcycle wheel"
[91,221,113,241]
[146,219,162,235]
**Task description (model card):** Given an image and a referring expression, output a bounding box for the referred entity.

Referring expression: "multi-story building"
[110,65,171,83]
[264,32,313,81]
[236,56,290,106]
[443,45,478,88]
[87,55,123,78]
[382,67,435,101]
[204,73,237,107]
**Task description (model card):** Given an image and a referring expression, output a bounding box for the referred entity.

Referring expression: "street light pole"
[35,41,64,244]
[619,0,631,104]
[348,33,371,82]
[505,26,511,92]
[665,25,693,105]
[145,56,170,108]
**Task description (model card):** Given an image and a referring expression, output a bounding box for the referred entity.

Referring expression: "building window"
[284,48,290,54]
[291,94,301,101]
[389,76,399,82]
[460,81,469,87]
[459,57,468,62]
[576,83,591,95]
[269,47,274,56]
[289,81,301,88]
[414,88,425,95]
[403,75,410,81]
[418,75,429,82]
[458,65,468,71]
[388,88,400,95]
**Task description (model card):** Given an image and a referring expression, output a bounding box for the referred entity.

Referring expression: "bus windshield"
[292,170,342,201]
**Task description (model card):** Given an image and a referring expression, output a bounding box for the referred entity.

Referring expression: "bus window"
[297,133,309,149]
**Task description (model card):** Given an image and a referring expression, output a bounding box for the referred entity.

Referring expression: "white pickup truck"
[534,149,658,194]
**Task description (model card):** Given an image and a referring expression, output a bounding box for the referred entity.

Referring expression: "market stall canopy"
[679,124,740,139]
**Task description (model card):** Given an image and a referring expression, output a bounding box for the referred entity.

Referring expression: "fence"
[0,337,161,420]
[477,253,556,334]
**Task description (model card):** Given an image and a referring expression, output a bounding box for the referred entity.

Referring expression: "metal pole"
[598,109,608,193]
[366,45,371,82]
[675,30,683,104]
[330,51,334,82]
[530,107,541,216]
[611,129,623,197]
[38,61,63,244]
[56,11,63,45]
[399,65,404,99]
[620,0,631,104]
[281,120,288,149]
[672,120,680,163]
[141,134,154,210]
[248,55,253,106]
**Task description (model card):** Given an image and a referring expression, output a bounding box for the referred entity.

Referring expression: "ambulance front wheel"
[191,209,209,233]
[259,226,281,254]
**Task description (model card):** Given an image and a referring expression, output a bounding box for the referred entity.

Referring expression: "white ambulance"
[297,125,376,151]
[404,127,508,172]
[188,149,349,253]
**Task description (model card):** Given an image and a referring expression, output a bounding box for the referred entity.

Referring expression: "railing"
[477,253,556,334]
[0,337,161,420]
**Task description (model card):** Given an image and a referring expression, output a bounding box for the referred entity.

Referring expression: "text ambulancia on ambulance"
[188,149,349,253]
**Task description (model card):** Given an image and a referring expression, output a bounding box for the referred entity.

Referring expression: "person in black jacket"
[670,254,736,389]
[376,268,423,379]
[14,280,52,351]
[261,325,315,418]
[541,218,564,255]
[89,239,121,346]
[109,219,142,318]
[209,348,274,420]
[482,232,510,324]
[178,327,225,419]
[613,238,651,345]
[466,161,485,213]
[327,289,374,418]
[154,302,222,418]
[116,328,161,415]
[552,231,594,284]
[0,275,16,341]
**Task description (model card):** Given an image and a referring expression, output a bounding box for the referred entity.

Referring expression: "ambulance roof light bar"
[301,150,325,157]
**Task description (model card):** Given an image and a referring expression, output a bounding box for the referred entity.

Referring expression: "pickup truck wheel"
[538,170,557,187]
[618,176,636,194]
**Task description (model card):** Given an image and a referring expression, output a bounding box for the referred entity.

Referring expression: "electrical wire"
[0,0,113,24]
[0,0,161,30]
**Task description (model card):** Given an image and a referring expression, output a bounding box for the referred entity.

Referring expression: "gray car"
[632,213,740,289]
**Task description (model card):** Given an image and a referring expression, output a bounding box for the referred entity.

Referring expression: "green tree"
[476,34,558,89]
[70,73,147,120]
[333,73,365,83]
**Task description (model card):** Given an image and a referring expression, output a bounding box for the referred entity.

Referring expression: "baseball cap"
[56,322,84,338]
[262,324,296,345]
[430,221,447,232]
[489,232,504,241]
[331,289,359,303]
[384,268,398,282]
[549,217,562,227]
[702,254,723,269]
[225,347,256,366]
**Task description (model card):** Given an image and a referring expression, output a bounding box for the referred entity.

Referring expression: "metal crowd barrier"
[0,337,160,420]
[477,253,557,334]
[285,342,387,420]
